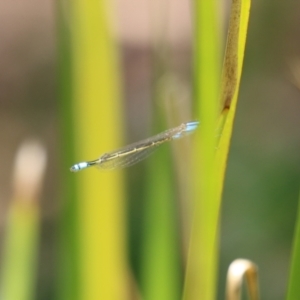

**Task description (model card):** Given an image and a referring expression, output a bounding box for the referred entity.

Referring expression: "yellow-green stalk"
[58,0,128,299]
[1,141,46,300]
[184,0,251,299]
[286,191,300,300]
[71,0,128,298]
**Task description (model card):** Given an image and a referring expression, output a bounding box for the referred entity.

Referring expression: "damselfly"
[70,121,199,172]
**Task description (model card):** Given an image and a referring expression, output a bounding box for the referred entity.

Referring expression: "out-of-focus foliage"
[0,0,299,300]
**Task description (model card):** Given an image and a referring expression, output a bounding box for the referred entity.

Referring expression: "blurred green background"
[0,0,299,299]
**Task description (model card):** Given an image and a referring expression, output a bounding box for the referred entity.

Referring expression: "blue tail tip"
[185,121,199,132]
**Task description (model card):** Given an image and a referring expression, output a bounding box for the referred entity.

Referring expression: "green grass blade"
[56,1,80,298]
[1,205,40,300]
[215,0,251,204]
[183,0,251,299]
[140,8,182,296]
[183,0,220,299]
[1,141,46,300]
[140,55,182,300]
[286,192,300,300]
[141,135,181,300]
[57,0,128,299]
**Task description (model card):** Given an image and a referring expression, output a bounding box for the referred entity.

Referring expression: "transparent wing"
[70,121,199,172]
[96,142,161,169]
[96,121,199,170]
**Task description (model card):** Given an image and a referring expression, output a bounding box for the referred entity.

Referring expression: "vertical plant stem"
[286,192,300,300]
[57,1,80,298]
[183,0,251,299]
[141,2,181,297]
[58,0,128,299]
[142,142,181,300]
[1,141,46,300]
[183,0,221,299]
[1,204,40,300]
